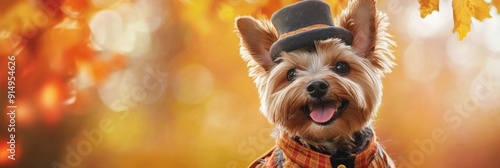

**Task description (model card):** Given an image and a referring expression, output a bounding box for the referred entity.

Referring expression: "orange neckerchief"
[250,133,379,168]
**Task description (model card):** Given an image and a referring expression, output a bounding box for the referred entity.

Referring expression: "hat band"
[278,24,329,39]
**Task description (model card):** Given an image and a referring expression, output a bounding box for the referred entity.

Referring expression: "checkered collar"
[276,132,378,168]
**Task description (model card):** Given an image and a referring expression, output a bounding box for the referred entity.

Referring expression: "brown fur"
[236,0,395,164]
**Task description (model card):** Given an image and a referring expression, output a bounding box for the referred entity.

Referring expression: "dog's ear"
[339,0,395,74]
[236,16,277,71]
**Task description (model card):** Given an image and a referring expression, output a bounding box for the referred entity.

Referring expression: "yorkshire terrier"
[236,0,395,167]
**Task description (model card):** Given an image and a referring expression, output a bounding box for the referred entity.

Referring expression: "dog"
[235,0,395,167]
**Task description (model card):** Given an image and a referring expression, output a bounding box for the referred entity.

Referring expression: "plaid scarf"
[250,133,393,168]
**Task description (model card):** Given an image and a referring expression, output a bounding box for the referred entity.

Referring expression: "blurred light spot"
[405,2,449,39]
[217,3,236,21]
[40,82,62,125]
[135,0,166,32]
[76,63,95,89]
[117,26,137,53]
[89,10,123,52]
[40,83,59,110]
[482,14,500,53]
[446,36,481,74]
[0,141,14,165]
[17,101,34,127]
[129,18,150,33]
[129,31,151,57]
[98,70,138,111]
[403,41,442,82]
[89,2,156,57]
[98,63,166,111]
[173,64,213,104]
[113,4,138,54]
[91,0,121,8]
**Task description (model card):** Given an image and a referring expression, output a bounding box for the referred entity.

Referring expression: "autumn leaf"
[419,0,439,18]
[452,1,471,41]
[469,0,491,20]
[452,0,491,40]
[420,0,497,40]
[492,0,500,14]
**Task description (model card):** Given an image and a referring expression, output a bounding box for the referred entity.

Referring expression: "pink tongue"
[309,104,336,123]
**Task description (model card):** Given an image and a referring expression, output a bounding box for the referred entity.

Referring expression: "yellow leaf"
[419,0,439,18]
[491,0,500,14]
[470,0,491,21]
[452,0,471,40]
[452,0,491,40]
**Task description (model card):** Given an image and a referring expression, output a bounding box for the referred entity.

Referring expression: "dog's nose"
[307,80,329,98]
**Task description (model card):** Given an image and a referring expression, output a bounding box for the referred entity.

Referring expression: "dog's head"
[236,0,394,142]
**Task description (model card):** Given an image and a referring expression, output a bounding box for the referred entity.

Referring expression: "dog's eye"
[287,69,298,81]
[333,61,350,76]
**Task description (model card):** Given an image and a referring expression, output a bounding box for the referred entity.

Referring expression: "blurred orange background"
[0,0,500,167]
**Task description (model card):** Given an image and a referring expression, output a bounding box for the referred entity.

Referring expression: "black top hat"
[269,0,354,60]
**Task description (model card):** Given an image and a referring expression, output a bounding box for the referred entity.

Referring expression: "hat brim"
[269,27,353,61]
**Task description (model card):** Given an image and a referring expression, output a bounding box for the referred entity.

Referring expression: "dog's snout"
[307,80,329,98]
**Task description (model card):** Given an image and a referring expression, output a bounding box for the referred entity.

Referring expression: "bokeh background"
[0,0,499,167]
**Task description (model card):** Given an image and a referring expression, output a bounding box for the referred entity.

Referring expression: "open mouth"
[301,99,349,125]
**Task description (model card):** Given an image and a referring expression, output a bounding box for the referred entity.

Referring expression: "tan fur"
[236,17,278,72]
[338,0,396,75]
[236,0,395,165]
[267,40,381,152]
